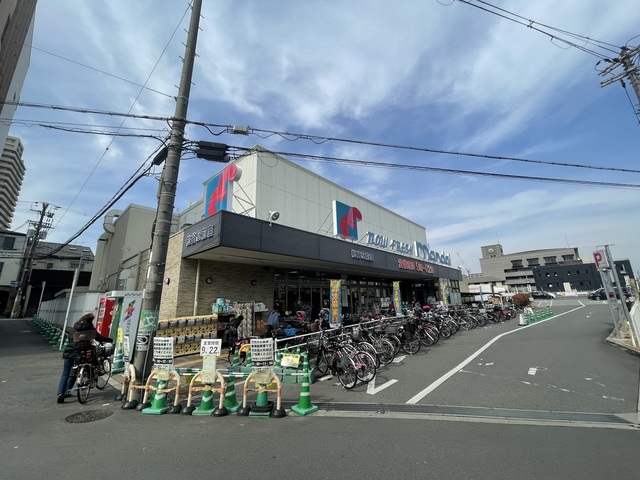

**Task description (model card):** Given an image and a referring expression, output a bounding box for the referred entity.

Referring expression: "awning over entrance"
[181,211,462,282]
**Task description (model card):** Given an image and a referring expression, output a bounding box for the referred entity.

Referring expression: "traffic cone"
[112,345,125,374]
[223,373,240,413]
[232,347,239,367]
[245,347,252,367]
[141,380,171,415]
[192,388,215,416]
[291,353,318,416]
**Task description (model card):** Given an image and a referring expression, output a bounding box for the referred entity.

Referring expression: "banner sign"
[330,279,342,327]
[392,281,402,316]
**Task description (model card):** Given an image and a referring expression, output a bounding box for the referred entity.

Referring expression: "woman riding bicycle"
[56,313,112,403]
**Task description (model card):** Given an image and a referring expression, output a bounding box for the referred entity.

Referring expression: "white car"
[530,291,556,299]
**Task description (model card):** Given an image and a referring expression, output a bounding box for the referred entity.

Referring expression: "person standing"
[56,313,112,403]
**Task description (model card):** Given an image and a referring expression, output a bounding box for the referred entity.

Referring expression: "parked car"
[587,288,608,300]
[588,287,632,300]
[530,291,556,299]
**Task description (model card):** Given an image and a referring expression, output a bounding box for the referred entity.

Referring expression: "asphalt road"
[2,301,639,480]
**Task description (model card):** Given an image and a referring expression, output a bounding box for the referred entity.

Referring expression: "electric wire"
[456,0,618,59]
[51,2,192,233]
[234,147,640,190]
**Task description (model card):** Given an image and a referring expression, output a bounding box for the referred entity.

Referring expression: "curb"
[605,335,640,358]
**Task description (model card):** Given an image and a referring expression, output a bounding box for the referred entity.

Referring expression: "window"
[511,260,523,268]
[1,236,16,250]
[0,262,3,276]
[562,254,574,261]
[527,258,539,267]
[543,256,557,265]
[46,263,53,270]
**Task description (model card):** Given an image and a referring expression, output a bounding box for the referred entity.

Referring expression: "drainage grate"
[287,402,632,425]
[66,410,114,424]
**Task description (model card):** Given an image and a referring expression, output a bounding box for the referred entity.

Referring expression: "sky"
[7,0,640,277]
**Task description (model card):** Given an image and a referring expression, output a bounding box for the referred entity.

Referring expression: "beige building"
[94,147,462,325]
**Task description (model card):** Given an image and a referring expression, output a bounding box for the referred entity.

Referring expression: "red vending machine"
[96,296,117,337]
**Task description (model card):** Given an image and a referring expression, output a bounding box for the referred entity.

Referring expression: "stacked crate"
[156,315,218,357]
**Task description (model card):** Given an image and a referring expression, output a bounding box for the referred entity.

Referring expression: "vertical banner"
[392,281,402,316]
[330,279,342,327]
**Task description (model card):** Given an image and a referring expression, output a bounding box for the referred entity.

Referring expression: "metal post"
[59,250,88,350]
[605,245,633,336]
[36,281,46,318]
[132,0,203,381]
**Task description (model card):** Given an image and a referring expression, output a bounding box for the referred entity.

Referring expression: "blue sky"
[9,0,640,277]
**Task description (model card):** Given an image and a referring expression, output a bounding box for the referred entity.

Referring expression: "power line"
[7,100,634,174]
[214,123,640,175]
[239,147,640,190]
[456,0,620,58]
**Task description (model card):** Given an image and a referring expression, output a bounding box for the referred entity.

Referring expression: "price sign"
[200,338,222,356]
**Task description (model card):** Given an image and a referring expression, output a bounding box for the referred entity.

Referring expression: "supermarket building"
[91,147,462,329]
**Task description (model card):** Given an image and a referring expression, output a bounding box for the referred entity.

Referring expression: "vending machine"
[96,291,143,373]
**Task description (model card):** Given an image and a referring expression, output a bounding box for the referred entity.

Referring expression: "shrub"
[512,293,531,307]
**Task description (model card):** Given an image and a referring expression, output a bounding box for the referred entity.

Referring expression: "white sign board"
[200,338,222,357]
[593,250,609,270]
[153,337,174,380]
[250,338,275,371]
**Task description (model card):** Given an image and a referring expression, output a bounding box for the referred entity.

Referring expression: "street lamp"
[59,249,91,350]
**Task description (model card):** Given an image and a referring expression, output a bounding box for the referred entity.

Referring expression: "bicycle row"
[284,304,518,390]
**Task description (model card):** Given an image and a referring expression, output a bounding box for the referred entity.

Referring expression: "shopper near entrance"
[56,313,112,403]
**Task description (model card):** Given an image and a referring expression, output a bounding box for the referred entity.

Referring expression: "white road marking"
[405,305,585,404]
[392,355,406,364]
[366,378,398,395]
[528,368,537,375]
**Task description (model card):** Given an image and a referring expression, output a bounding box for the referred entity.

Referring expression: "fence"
[36,292,101,328]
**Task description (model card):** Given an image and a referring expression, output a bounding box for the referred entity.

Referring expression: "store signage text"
[365,232,414,255]
[185,224,214,247]
[398,259,435,274]
[350,249,374,262]
[364,232,452,266]
[415,241,452,266]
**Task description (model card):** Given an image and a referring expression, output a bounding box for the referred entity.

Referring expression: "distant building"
[0,136,25,229]
[479,243,581,292]
[0,0,37,151]
[0,229,94,316]
[532,259,635,293]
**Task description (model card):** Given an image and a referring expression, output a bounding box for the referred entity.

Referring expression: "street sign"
[593,250,609,270]
[10,280,19,287]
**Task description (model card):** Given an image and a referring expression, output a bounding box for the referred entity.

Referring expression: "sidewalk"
[605,333,640,358]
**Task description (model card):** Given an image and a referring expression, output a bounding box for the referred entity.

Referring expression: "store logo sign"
[204,164,242,217]
[333,200,362,240]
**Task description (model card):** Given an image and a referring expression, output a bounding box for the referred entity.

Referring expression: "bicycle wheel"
[350,350,376,383]
[356,341,380,369]
[383,334,401,355]
[401,332,421,355]
[77,366,91,404]
[418,327,436,346]
[311,350,331,377]
[376,338,395,365]
[96,357,112,390]
[336,356,358,390]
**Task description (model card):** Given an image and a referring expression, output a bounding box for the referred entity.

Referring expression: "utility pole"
[132,0,203,381]
[599,45,640,115]
[10,202,54,318]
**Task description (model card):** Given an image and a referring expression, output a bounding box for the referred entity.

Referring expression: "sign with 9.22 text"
[200,339,222,356]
